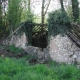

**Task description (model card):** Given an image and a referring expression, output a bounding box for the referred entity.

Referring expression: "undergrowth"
[0,57,80,80]
[6,45,24,54]
[47,9,71,37]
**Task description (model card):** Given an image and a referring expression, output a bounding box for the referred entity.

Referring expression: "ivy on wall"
[21,20,35,45]
[47,10,71,37]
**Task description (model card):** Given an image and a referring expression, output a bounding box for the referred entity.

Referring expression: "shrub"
[47,10,71,36]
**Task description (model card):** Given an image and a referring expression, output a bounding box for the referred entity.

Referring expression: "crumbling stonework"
[49,35,80,64]
[10,32,28,49]
[3,32,28,49]
[24,46,50,62]
[2,32,50,62]
[3,31,80,64]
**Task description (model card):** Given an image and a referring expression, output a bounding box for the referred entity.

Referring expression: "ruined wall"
[10,32,28,49]
[49,35,80,64]
[3,32,28,49]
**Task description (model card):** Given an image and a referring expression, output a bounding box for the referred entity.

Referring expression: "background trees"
[0,0,80,40]
[7,0,22,33]
[60,0,65,11]
[0,0,8,39]
[71,0,79,22]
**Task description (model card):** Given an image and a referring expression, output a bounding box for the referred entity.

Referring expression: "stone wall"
[3,32,80,64]
[3,32,28,49]
[49,35,80,64]
[10,32,28,49]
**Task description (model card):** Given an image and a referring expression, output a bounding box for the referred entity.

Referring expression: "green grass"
[0,57,80,80]
[6,45,24,54]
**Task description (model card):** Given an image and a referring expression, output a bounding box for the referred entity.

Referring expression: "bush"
[47,10,71,36]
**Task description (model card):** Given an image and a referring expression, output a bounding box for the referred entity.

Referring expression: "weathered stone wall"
[10,32,28,49]
[49,35,80,64]
[24,46,50,62]
[3,32,28,49]
[3,32,80,64]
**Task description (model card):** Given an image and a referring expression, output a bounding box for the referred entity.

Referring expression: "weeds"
[0,57,80,80]
[6,45,24,54]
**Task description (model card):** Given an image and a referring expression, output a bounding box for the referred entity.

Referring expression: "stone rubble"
[24,46,50,62]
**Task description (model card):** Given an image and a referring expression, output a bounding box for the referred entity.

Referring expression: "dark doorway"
[32,24,48,49]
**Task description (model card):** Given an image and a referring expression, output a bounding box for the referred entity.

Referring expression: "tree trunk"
[0,0,2,26]
[28,0,30,14]
[60,0,65,11]
[41,0,45,24]
[71,0,79,22]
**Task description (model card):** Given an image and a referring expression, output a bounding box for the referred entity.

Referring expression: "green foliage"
[0,0,8,39]
[21,8,34,22]
[6,45,24,54]
[71,0,79,22]
[0,1,3,39]
[21,20,35,45]
[66,6,74,22]
[47,10,71,36]
[0,57,80,80]
[7,0,22,32]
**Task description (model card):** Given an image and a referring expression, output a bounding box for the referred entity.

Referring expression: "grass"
[6,45,24,54]
[0,57,80,80]
[0,45,80,80]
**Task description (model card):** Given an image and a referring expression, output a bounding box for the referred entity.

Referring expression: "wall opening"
[32,24,48,49]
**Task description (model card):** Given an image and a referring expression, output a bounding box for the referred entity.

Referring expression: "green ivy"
[47,10,71,37]
[21,20,35,45]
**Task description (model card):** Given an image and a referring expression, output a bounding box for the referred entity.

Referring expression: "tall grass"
[0,57,80,80]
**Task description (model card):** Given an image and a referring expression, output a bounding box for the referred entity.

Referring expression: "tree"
[60,0,65,11]
[2,0,8,28]
[0,0,3,27]
[7,0,22,33]
[27,0,33,21]
[28,0,30,14]
[0,0,7,39]
[66,6,73,20]
[41,0,45,24]
[0,0,3,39]
[71,0,79,22]
[41,0,51,24]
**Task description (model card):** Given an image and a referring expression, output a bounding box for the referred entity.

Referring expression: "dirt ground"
[0,45,26,58]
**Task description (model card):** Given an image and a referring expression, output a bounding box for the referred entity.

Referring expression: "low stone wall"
[49,35,80,64]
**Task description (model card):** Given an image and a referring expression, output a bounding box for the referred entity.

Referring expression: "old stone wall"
[49,35,80,64]
[10,32,28,49]
[3,32,28,49]
[3,31,80,64]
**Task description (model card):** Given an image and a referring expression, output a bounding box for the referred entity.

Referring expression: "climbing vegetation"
[47,10,71,36]
[20,20,35,45]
